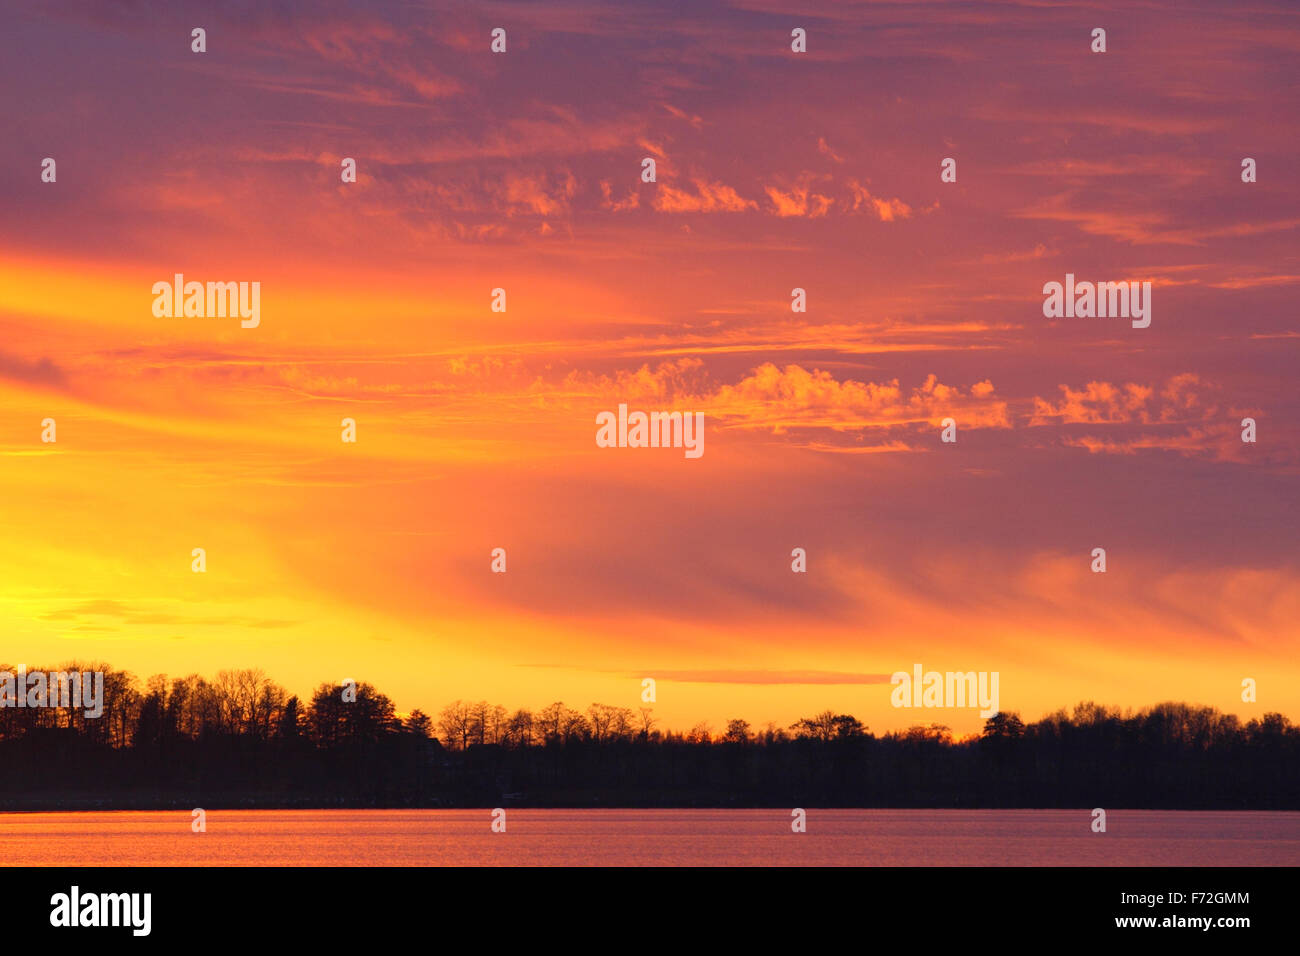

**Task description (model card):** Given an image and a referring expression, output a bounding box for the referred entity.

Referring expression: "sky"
[1,0,1297,736]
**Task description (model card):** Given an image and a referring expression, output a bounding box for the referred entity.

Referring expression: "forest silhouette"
[2,662,1296,810]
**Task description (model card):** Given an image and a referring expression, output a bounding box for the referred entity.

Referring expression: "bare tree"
[791,710,837,742]
[724,719,752,744]
[587,703,615,742]
[469,700,490,746]
[487,704,509,745]
[536,701,567,742]
[609,706,635,741]
[562,708,590,742]
[687,721,713,744]
[437,700,472,750]
[506,708,534,747]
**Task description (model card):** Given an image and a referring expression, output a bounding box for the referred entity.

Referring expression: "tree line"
[2,661,1297,809]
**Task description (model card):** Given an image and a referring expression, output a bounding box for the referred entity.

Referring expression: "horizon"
[0,656,1292,741]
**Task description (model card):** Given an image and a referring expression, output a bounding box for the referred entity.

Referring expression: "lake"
[1,809,1296,866]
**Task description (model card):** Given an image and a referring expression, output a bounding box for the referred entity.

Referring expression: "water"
[1,809,1295,866]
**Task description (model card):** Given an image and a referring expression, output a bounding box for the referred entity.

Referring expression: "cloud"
[846,180,912,221]
[39,600,296,630]
[1015,192,1300,247]
[764,183,834,218]
[653,178,759,213]
[0,351,67,389]
[1027,375,1285,464]
[501,171,577,216]
[709,365,1009,433]
[1209,274,1300,289]
[817,137,845,163]
[1062,428,1235,458]
[1030,381,1157,426]
[645,669,893,685]
[661,104,704,129]
[1029,375,1219,427]
[599,180,640,212]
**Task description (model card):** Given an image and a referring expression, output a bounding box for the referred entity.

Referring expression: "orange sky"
[2,0,1298,735]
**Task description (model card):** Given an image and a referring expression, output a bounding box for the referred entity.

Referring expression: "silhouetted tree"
[724,719,751,744]
[4,660,1298,811]
[405,709,432,738]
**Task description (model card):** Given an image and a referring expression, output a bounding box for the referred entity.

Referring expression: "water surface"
[2,809,1295,866]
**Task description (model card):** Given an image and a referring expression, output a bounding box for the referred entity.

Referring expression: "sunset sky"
[2,0,1297,736]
